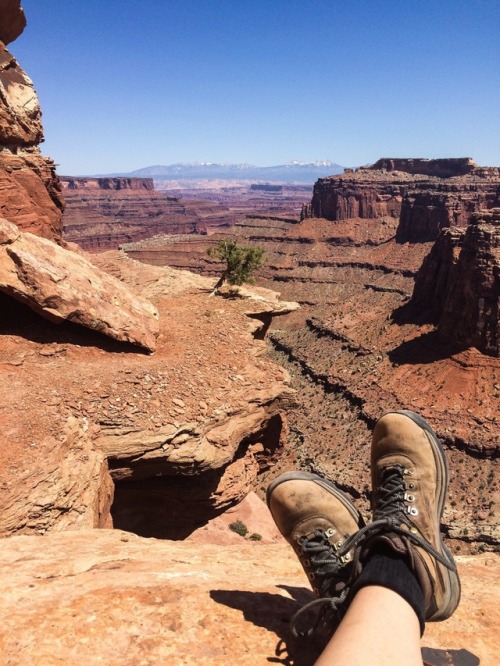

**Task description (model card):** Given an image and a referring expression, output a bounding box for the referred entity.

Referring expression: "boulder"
[0,218,159,351]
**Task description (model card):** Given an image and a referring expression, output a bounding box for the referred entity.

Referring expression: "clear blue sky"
[12,0,500,175]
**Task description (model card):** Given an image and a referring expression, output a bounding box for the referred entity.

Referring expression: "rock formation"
[304,158,500,243]
[0,1,63,240]
[412,209,500,356]
[0,529,497,665]
[0,247,297,538]
[62,176,155,191]
[0,0,26,45]
[61,176,237,250]
[0,218,159,351]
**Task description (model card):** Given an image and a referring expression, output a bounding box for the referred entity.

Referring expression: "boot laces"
[338,465,457,572]
[291,530,350,637]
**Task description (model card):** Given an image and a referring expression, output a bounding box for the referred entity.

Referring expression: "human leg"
[267,411,460,662]
[315,410,461,664]
[315,585,422,666]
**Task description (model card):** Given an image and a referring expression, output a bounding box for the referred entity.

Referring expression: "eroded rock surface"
[124,202,499,551]
[0,250,294,538]
[0,529,496,666]
[412,209,500,356]
[0,218,159,351]
[0,1,63,240]
[304,158,500,242]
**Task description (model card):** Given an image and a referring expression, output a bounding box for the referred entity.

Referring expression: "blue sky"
[12,0,500,175]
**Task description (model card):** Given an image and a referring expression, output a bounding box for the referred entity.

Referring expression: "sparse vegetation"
[228,520,248,537]
[207,239,264,296]
[249,532,262,541]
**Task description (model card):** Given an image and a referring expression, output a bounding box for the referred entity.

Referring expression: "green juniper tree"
[207,239,264,296]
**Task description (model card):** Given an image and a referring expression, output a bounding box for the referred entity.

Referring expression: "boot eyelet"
[408,482,415,489]
[404,493,415,502]
[308,572,316,580]
[325,528,334,538]
[341,553,351,563]
[336,540,343,549]
[408,506,419,516]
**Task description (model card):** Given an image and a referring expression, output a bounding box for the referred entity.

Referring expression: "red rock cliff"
[0,0,63,241]
[306,158,500,243]
[411,209,500,356]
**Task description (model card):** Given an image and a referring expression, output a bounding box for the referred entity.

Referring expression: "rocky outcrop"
[411,227,465,321]
[0,1,63,240]
[306,159,500,243]
[411,210,500,356]
[0,218,159,351]
[370,157,478,178]
[0,0,26,45]
[0,250,295,538]
[437,210,499,356]
[0,529,497,665]
[62,183,236,250]
[129,209,499,550]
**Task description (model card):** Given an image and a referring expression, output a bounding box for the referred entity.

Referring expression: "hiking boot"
[267,471,364,635]
[343,410,460,621]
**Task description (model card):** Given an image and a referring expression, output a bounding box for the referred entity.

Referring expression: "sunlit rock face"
[0,0,64,241]
[305,158,500,243]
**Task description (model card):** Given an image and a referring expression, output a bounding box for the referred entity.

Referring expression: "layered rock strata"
[0,218,159,351]
[61,176,238,250]
[0,1,63,240]
[0,249,296,538]
[412,209,500,356]
[305,158,500,243]
[124,207,499,550]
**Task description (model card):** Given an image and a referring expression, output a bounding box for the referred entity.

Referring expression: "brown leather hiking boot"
[267,471,364,635]
[343,410,460,622]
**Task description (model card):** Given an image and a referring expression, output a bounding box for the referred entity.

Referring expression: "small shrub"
[249,533,262,541]
[229,520,248,537]
[207,240,265,295]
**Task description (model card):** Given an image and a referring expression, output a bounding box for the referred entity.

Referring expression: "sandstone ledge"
[0,529,497,665]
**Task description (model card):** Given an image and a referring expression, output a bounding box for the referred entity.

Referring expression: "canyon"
[123,159,500,555]
[0,2,498,663]
[61,175,309,250]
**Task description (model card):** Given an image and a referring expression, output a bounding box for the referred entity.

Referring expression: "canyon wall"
[412,209,500,356]
[62,176,155,191]
[0,0,63,241]
[61,176,240,250]
[306,158,500,243]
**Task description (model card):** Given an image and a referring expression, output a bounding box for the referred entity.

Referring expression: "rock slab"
[0,530,497,665]
[0,218,159,351]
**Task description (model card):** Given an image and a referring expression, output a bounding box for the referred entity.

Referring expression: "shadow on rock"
[388,330,464,365]
[210,586,325,665]
[0,292,148,354]
[421,647,480,666]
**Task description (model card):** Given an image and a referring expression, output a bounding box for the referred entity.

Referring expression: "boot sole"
[394,410,461,620]
[266,471,363,528]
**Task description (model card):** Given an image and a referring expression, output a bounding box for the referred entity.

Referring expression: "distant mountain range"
[98,161,345,183]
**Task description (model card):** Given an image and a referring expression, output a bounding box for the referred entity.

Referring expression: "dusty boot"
[267,471,364,636]
[342,410,461,622]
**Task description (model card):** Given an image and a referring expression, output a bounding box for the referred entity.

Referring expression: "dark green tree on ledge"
[207,239,265,296]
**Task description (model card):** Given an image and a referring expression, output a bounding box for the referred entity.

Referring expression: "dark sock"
[349,544,426,635]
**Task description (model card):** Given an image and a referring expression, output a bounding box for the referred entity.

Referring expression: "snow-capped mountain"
[100,161,344,183]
